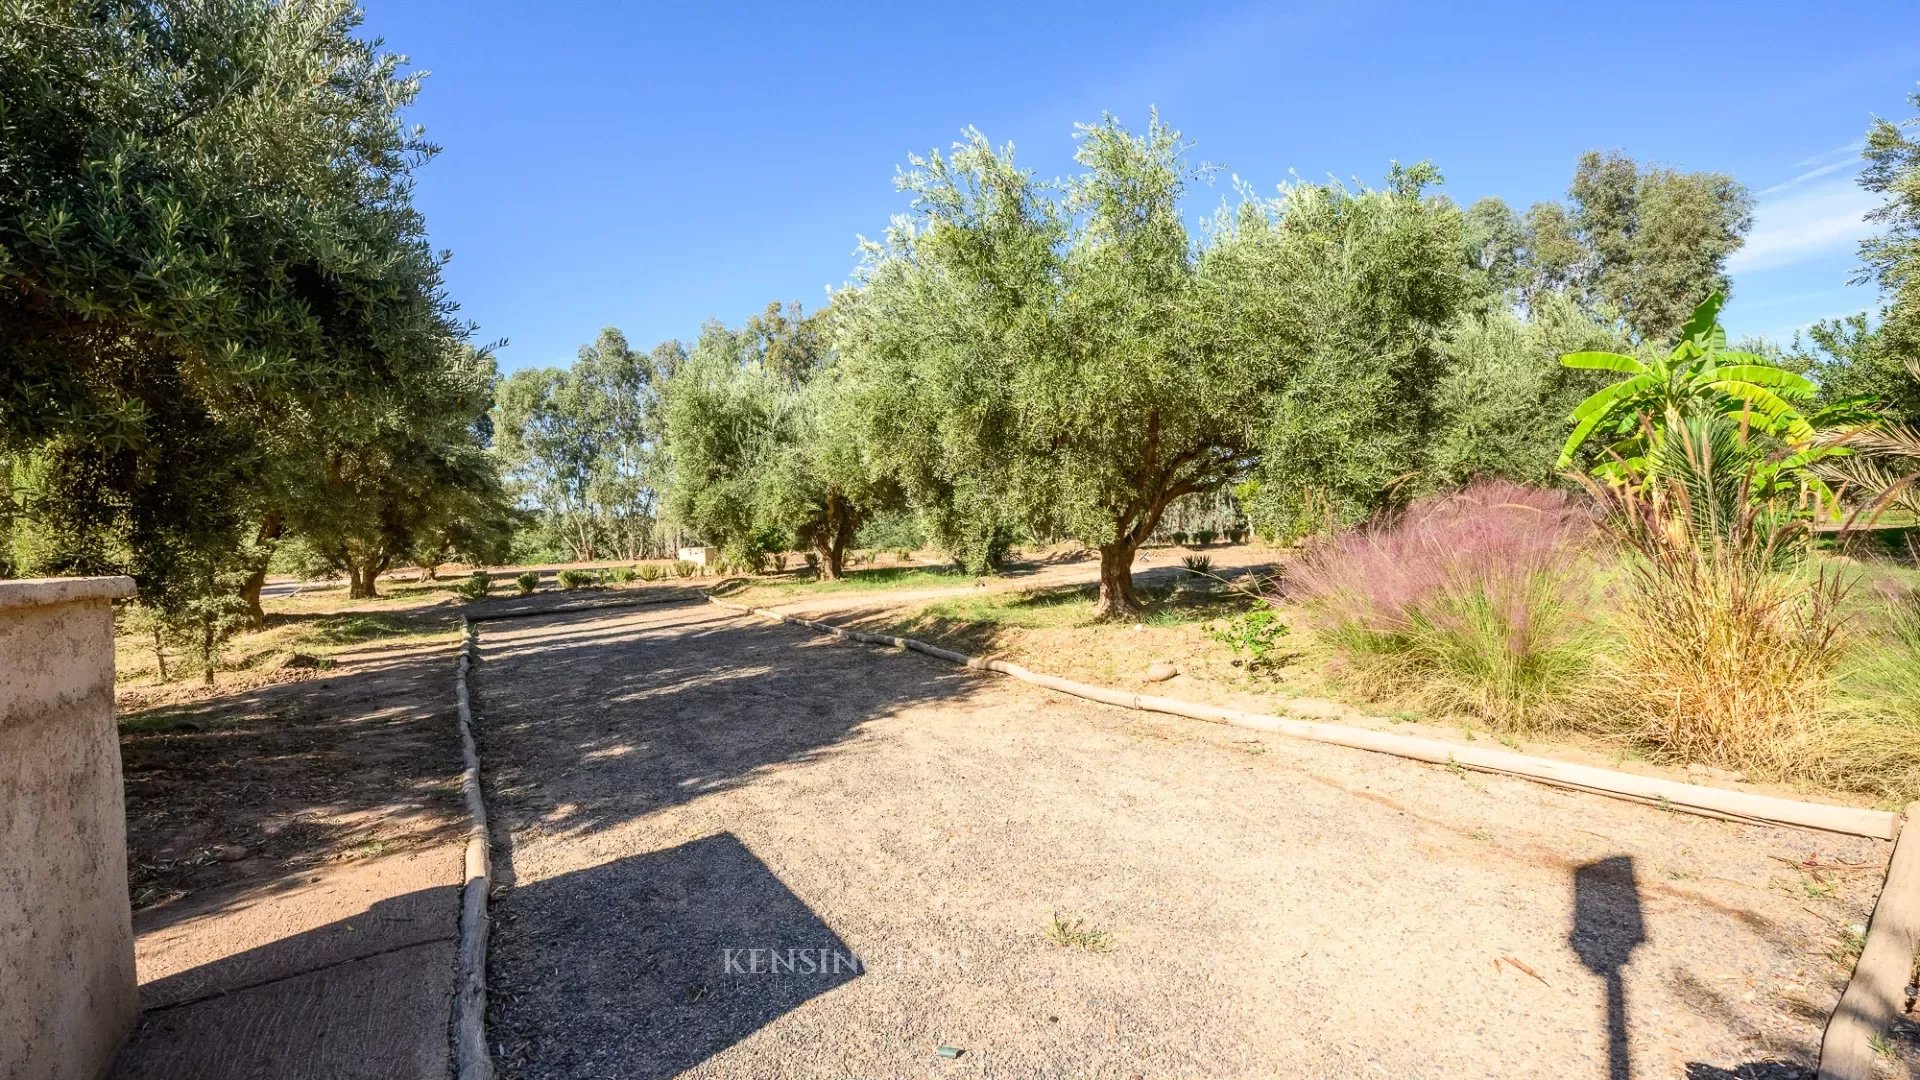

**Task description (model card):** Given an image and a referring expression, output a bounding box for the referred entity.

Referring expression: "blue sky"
[358,0,1920,371]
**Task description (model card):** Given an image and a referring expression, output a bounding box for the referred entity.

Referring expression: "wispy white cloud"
[1792,139,1864,170]
[1758,155,1861,196]
[1728,178,1877,273]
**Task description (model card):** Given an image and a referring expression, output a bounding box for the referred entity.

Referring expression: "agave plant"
[1558,292,1823,474]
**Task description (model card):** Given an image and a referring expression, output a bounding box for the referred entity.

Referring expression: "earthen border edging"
[1817,801,1920,1079]
[450,617,492,1080]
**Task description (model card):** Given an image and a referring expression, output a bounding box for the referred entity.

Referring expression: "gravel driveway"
[473,598,1884,1079]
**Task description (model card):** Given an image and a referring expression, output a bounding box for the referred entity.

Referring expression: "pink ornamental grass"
[1286,481,1602,729]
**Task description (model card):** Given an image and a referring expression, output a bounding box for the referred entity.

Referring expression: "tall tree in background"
[1564,151,1754,342]
[492,328,665,562]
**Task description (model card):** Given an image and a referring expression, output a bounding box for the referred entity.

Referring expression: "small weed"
[1666,868,1694,881]
[1797,872,1838,901]
[1208,606,1289,670]
[1235,740,1270,755]
[1044,912,1113,953]
[1496,733,1521,750]
[1446,757,1467,779]
[1460,726,1477,742]
[1831,924,1868,967]
[1869,1033,1894,1059]
[1469,829,1493,842]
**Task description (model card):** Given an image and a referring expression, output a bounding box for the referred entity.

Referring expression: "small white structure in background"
[676,546,718,567]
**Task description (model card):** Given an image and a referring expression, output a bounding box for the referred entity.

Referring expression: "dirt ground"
[111,602,470,1079]
[473,597,1895,1080]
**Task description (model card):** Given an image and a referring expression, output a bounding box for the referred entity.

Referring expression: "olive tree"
[661,309,896,578]
[0,1,484,618]
[839,116,1308,617]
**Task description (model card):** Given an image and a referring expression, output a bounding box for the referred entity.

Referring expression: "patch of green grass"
[741,565,978,600]
[1044,912,1113,953]
[312,614,411,645]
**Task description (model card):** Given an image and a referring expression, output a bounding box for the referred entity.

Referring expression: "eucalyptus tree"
[1556,152,1753,342]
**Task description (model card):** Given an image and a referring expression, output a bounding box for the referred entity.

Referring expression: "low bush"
[606,565,637,584]
[1193,529,1218,547]
[557,569,597,590]
[1209,606,1289,669]
[636,564,664,582]
[804,552,820,573]
[1226,527,1248,544]
[771,552,788,572]
[1181,554,1213,577]
[672,560,699,578]
[451,571,492,602]
[515,571,539,596]
[1288,480,1601,731]
[1170,531,1189,546]
[897,548,914,563]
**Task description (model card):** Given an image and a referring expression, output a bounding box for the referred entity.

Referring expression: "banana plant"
[1556,291,1821,472]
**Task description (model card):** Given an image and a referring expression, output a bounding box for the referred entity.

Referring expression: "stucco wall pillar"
[1,577,139,1080]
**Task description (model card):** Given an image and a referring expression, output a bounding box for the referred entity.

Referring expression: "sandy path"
[474,599,1882,1079]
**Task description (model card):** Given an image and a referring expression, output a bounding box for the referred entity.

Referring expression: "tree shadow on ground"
[489,832,858,1078]
[807,578,1254,660]
[120,635,467,925]
[470,599,993,845]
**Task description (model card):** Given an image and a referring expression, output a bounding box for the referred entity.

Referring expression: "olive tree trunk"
[1093,541,1145,620]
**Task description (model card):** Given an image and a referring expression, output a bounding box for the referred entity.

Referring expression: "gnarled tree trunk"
[238,513,284,630]
[1093,541,1145,620]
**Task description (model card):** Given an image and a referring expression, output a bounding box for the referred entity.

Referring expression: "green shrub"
[451,571,492,602]
[1209,607,1289,669]
[515,571,539,596]
[771,552,788,572]
[557,569,596,590]
[1227,528,1248,544]
[606,565,637,584]
[1182,554,1213,577]
[1170,531,1189,547]
[1193,529,1218,547]
[636,564,664,582]
[804,552,820,573]
[671,560,698,578]
[897,548,914,563]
